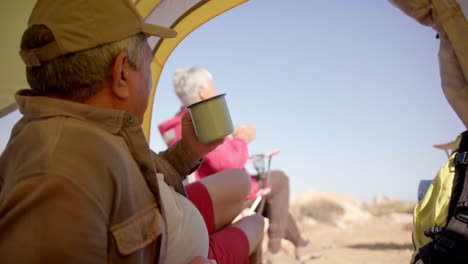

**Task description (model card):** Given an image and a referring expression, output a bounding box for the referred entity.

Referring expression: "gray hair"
[172,66,213,106]
[21,25,147,101]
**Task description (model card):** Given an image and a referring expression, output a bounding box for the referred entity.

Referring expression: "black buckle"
[455,152,468,165]
[455,204,468,224]
[424,226,445,239]
[434,237,456,255]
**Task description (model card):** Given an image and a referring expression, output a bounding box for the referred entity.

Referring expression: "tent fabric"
[139,0,248,140]
[0,1,35,117]
[0,103,17,119]
[0,0,247,138]
[389,0,468,127]
[4,1,465,135]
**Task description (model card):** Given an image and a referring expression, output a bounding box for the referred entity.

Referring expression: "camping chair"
[246,149,280,215]
[417,140,456,201]
[245,150,279,264]
[433,140,456,158]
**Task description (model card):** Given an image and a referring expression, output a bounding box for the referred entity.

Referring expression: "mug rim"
[187,93,226,108]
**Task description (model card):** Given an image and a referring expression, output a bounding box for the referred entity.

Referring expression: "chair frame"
[247,149,280,214]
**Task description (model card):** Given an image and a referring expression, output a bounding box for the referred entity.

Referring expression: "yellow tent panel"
[0,0,248,142]
[139,0,248,140]
[0,1,35,117]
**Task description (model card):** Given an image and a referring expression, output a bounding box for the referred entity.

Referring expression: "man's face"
[127,42,153,123]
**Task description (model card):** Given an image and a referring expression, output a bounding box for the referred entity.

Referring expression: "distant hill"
[290,191,415,228]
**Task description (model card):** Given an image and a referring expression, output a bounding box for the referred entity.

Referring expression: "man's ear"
[110,51,130,99]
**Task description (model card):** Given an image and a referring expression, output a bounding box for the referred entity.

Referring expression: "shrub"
[298,199,345,224]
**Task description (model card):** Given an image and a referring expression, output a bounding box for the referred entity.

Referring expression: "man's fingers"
[189,256,217,264]
[182,111,193,123]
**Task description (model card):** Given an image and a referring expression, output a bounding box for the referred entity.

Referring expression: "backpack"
[413,130,468,263]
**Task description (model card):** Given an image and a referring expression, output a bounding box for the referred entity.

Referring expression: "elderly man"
[0,1,264,263]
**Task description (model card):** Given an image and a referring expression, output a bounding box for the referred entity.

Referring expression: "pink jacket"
[158,108,259,199]
[158,108,185,147]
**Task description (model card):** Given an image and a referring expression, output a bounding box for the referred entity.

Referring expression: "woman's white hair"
[173,66,213,106]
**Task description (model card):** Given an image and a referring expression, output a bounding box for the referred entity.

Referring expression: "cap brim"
[142,23,177,38]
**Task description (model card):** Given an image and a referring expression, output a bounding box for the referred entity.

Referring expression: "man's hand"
[189,256,217,264]
[181,112,224,162]
[233,124,256,144]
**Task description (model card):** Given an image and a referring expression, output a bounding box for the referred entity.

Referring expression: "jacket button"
[126,115,135,125]
[142,231,148,240]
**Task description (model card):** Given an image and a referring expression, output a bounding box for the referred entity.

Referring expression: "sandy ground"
[267,217,413,264]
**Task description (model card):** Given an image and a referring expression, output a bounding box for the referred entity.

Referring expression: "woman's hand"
[180,112,224,162]
[233,124,256,144]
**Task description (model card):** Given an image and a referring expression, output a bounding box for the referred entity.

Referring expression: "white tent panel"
[146,0,202,50]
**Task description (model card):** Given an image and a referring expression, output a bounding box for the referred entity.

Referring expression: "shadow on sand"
[347,242,412,251]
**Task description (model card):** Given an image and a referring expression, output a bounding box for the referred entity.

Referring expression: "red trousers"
[186,182,250,264]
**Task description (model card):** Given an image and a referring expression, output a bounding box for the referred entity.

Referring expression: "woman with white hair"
[159,66,323,263]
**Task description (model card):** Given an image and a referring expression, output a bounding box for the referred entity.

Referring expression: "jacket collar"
[15,89,138,135]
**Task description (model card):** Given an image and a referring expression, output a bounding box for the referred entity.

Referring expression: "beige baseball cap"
[19,0,177,67]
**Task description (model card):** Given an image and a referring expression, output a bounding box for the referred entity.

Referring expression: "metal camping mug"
[187,93,234,144]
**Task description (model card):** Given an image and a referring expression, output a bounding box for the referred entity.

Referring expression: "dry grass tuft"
[363,200,416,217]
[297,199,345,224]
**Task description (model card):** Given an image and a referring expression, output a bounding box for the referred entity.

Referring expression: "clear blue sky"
[1,0,465,202]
